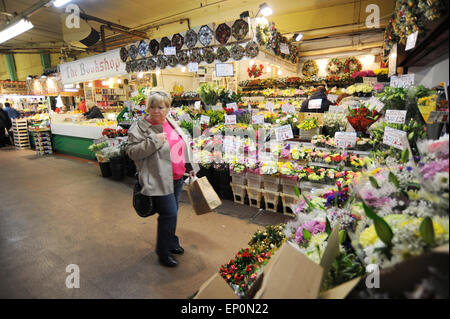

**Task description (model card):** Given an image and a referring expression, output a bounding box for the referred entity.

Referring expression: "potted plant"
[297,117,320,141]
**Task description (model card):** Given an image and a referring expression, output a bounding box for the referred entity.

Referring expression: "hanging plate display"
[171,33,184,52]
[216,46,230,62]
[198,25,214,47]
[232,19,249,41]
[215,23,231,45]
[189,49,203,63]
[138,40,149,58]
[157,56,167,69]
[125,62,132,73]
[203,48,216,64]
[146,58,156,70]
[245,41,259,58]
[128,44,138,60]
[177,51,189,65]
[140,59,148,72]
[149,39,160,56]
[120,47,128,62]
[185,29,197,49]
[160,37,172,53]
[230,44,245,60]
[129,61,137,73]
[167,55,178,67]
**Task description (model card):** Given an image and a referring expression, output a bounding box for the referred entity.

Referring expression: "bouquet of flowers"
[346,105,381,133]
[247,64,264,78]
[297,117,319,131]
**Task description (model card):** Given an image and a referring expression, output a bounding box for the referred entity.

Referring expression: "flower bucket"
[299,127,319,141]
[99,162,112,178]
[246,171,263,188]
[110,156,125,180]
[263,175,280,192]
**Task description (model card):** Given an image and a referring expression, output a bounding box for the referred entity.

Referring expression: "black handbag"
[133,173,156,217]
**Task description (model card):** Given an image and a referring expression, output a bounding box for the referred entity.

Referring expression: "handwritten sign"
[334,132,357,149]
[164,47,177,56]
[383,126,408,150]
[216,63,234,77]
[280,43,290,54]
[385,110,407,124]
[252,115,265,124]
[328,105,346,113]
[226,102,238,111]
[368,96,385,112]
[188,62,199,72]
[266,102,274,112]
[225,115,236,125]
[327,94,339,103]
[405,31,419,51]
[223,136,234,154]
[390,74,415,88]
[200,115,210,125]
[308,99,322,110]
[275,124,294,141]
[427,111,449,123]
[194,101,202,110]
[363,77,378,86]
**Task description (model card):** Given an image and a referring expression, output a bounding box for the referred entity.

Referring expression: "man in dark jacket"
[0,105,12,147]
[83,101,104,119]
[3,102,20,120]
[300,86,333,113]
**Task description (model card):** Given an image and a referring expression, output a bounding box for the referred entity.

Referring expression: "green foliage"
[179,120,193,136]
[407,85,434,100]
[420,217,435,246]
[322,252,365,292]
[362,202,393,249]
[248,224,286,253]
[197,82,225,105]
[88,141,108,153]
[219,89,242,105]
[204,109,225,127]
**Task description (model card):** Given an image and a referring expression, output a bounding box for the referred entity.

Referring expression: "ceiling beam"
[298,41,384,57]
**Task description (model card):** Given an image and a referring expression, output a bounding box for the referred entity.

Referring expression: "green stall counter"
[52,134,96,160]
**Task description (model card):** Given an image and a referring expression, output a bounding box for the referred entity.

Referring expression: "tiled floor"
[0,146,293,298]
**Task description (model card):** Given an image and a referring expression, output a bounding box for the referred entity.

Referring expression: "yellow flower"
[371,168,381,175]
[359,225,378,248]
[325,157,332,163]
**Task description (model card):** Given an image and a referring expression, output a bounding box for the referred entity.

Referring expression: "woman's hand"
[188,170,196,179]
[156,132,166,144]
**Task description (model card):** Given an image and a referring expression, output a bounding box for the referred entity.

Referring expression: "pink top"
[155,121,186,180]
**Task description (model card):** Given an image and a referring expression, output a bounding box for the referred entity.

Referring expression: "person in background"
[300,86,333,113]
[3,102,20,120]
[78,98,87,113]
[126,91,199,267]
[0,104,12,147]
[83,101,104,119]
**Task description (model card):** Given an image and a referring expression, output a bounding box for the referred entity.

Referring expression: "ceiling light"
[138,72,143,78]
[41,74,47,79]
[53,0,73,8]
[26,76,32,80]
[294,33,303,42]
[117,78,122,84]
[259,3,273,17]
[0,19,34,44]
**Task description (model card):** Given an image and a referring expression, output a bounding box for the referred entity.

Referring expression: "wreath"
[245,41,259,58]
[256,24,270,46]
[343,57,362,74]
[327,58,343,75]
[302,60,318,77]
[248,64,264,78]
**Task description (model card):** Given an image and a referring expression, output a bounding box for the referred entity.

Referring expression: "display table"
[50,122,119,160]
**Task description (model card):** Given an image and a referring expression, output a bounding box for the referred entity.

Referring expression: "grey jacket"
[126,115,200,196]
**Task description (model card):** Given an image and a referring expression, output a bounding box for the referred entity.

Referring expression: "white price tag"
[194,101,202,110]
[223,136,235,153]
[334,132,357,149]
[363,77,378,86]
[266,102,274,112]
[385,110,407,124]
[327,94,339,103]
[280,43,290,54]
[225,115,236,125]
[164,47,177,55]
[390,74,415,88]
[383,126,408,150]
[368,96,385,112]
[308,99,322,110]
[328,105,345,113]
[226,102,238,111]
[200,115,210,125]
[428,111,449,123]
[274,124,294,141]
[188,62,199,72]
[252,115,265,124]
[405,31,419,51]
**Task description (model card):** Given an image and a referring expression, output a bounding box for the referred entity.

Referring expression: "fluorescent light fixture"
[64,84,74,89]
[64,88,78,92]
[294,33,303,42]
[53,0,73,8]
[41,75,47,78]
[259,3,273,17]
[0,19,34,44]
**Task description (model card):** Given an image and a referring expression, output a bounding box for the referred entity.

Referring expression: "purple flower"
[295,220,326,243]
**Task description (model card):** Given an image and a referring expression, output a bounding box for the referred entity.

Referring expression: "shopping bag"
[186,176,222,215]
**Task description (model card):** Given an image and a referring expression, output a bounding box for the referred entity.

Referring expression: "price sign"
[390,74,415,88]
[225,115,236,125]
[405,31,419,51]
[308,99,322,109]
[266,102,274,112]
[194,101,202,110]
[385,110,407,124]
[226,102,238,111]
[282,103,295,114]
[334,132,357,149]
[327,94,339,103]
[223,136,234,154]
[383,126,408,150]
[328,105,345,113]
[211,104,223,111]
[164,47,177,55]
[200,115,210,125]
[274,124,294,141]
[188,62,199,72]
[280,43,290,54]
[428,111,449,123]
[363,77,378,86]
[252,115,265,124]
[368,96,385,112]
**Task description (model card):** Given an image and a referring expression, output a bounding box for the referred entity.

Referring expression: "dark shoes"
[158,254,178,267]
[171,246,184,255]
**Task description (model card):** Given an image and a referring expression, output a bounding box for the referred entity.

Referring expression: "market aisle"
[0,147,263,299]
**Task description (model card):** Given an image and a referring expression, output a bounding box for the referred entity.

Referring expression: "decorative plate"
[216,46,230,62]
[125,62,132,73]
[245,41,259,58]
[138,40,148,58]
[189,49,203,63]
[198,25,214,47]
[230,44,245,60]
[137,59,146,72]
[171,33,184,51]
[232,19,249,41]
[160,37,172,53]
[157,56,167,69]
[177,51,189,65]
[203,48,215,64]
[185,29,197,49]
[129,61,137,73]
[149,39,160,56]
[128,44,138,60]
[120,47,128,62]
[146,58,156,70]
[167,55,178,67]
[215,23,231,45]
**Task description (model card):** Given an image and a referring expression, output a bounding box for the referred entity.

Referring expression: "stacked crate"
[230,171,247,204]
[11,119,30,150]
[32,129,53,155]
[246,172,264,208]
[262,175,281,213]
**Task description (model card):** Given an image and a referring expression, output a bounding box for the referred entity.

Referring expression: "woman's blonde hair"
[146,91,172,112]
